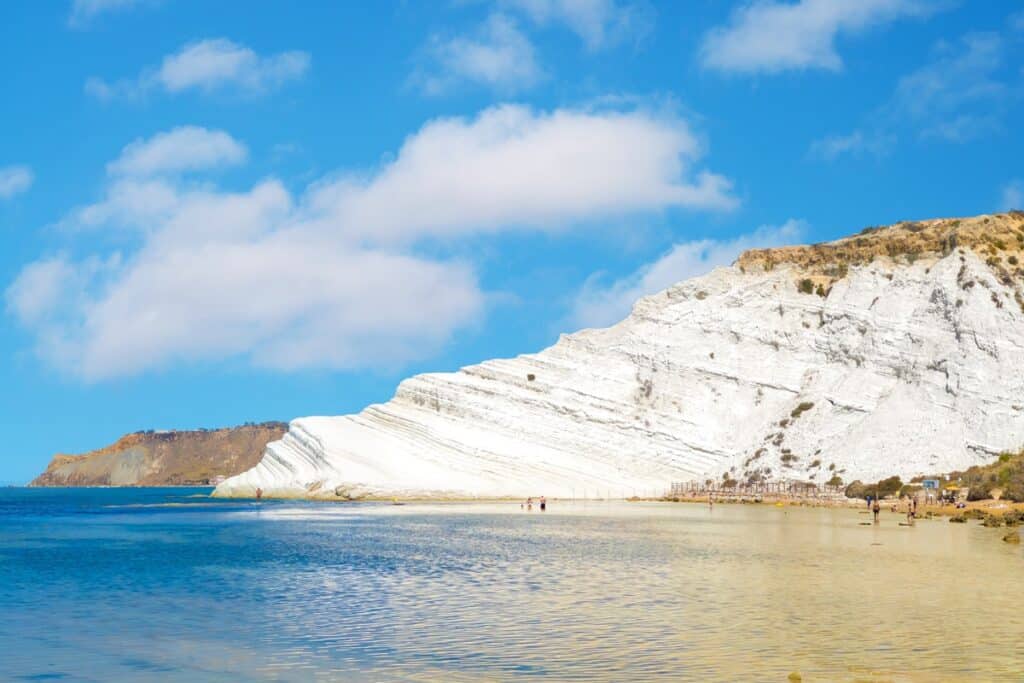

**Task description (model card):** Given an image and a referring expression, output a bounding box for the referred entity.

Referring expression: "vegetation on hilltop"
[928,449,1024,502]
[736,212,1024,296]
[844,476,903,500]
[844,448,1024,503]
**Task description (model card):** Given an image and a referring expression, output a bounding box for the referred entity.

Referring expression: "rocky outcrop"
[215,212,1024,500]
[31,423,287,487]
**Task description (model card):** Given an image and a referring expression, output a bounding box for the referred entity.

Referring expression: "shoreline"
[14,485,1024,521]
[663,493,1024,519]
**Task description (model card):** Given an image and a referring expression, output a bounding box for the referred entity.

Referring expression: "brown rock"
[30,422,287,487]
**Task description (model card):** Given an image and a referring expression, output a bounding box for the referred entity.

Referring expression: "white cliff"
[215,213,1024,499]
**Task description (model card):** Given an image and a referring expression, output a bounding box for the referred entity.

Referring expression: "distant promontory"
[30,422,287,487]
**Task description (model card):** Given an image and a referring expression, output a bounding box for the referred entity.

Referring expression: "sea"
[1,487,1022,682]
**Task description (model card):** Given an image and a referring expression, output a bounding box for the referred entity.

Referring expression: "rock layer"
[32,423,287,486]
[216,213,1024,500]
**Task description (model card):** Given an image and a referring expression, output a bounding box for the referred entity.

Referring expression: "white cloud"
[1002,180,1024,212]
[8,104,736,380]
[69,0,151,27]
[107,126,247,177]
[570,220,804,328]
[0,165,34,199]
[502,0,652,50]
[158,39,310,93]
[417,14,542,95]
[700,0,937,75]
[305,104,736,244]
[5,258,78,327]
[808,129,893,160]
[86,38,310,100]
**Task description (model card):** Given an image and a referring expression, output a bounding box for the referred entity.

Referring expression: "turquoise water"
[1,488,1022,682]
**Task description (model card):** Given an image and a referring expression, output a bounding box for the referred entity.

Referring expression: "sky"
[1,0,1023,483]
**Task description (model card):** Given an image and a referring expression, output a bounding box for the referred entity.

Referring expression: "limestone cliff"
[31,422,287,487]
[215,212,1024,500]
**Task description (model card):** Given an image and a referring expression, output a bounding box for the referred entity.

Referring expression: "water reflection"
[1,491,1021,681]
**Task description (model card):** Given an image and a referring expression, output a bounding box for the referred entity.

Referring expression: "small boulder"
[949,514,967,523]
[1003,531,1021,544]
[981,514,1004,528]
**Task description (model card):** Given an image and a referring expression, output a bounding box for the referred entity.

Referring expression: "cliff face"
[31,423,288,487]
[215,213,1024,500]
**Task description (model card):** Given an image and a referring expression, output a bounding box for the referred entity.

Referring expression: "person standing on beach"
[872,497,880,523]
[708,493,713,509]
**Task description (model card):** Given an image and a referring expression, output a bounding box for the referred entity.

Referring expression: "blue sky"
[1,0,1022,483]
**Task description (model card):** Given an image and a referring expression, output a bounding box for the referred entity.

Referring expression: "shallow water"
[1,488,1021,682]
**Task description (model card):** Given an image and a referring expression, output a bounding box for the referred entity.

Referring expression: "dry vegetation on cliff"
[737,211,1024,301]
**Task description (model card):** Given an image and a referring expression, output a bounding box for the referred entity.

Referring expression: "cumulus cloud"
[86,38,310,100]
[700,0,938,75]
[416,14,542,95]
[157,39,310,93]
[308,104,736,244]
[7,104,736,380]
[570,220,804,329]
[0,165,34,199]
[414,1,650,94]
[107,126,247,177]
[1002,180,1024,212]
[502,0,653,50]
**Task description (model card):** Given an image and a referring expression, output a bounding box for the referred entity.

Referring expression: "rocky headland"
[31,422,287,487]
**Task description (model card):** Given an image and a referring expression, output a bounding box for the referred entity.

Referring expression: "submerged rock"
[981,514,1004,528]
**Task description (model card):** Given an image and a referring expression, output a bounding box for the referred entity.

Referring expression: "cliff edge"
[211,212,1024,500]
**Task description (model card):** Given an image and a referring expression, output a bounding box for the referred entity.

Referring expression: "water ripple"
[0,490,1022,681]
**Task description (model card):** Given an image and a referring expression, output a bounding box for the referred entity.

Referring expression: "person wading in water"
[539,496,547,511]
[256,487,263,501]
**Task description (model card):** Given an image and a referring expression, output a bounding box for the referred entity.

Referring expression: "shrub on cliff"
[875,476,903,498]
[844,476,902,499]
[938,448,1024,503]
[790,402,814,419]
[967,480,994,501]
